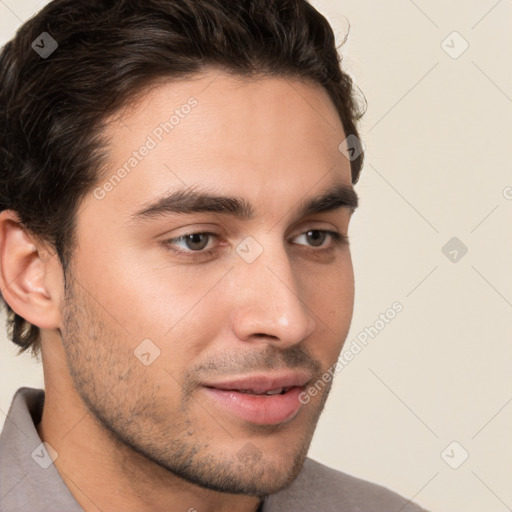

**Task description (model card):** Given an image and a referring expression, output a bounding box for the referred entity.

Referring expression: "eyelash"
[163,230,348,260]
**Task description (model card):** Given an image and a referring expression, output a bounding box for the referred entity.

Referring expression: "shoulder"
[263,457,430,512]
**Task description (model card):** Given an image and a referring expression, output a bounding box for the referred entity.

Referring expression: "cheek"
[74,236,222,338]
[301,253,355,361]
[304,251,354,318]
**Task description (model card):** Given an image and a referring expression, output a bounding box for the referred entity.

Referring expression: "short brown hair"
[0,0,366,356]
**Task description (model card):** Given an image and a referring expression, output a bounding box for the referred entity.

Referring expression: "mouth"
[232,387,292,395]
[200,371,311,425]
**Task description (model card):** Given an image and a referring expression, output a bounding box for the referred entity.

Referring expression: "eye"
[293,230,347,248]
[166,232,218,253]
[163,229,348,259]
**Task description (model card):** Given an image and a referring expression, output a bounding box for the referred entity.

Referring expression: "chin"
[169,446,309,497]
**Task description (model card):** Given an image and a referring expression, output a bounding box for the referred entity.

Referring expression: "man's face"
[59,69,356,496]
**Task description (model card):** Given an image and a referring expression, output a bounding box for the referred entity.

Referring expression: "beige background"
[1,1,511,511]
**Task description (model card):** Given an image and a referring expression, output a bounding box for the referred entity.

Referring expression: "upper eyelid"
[166,228,344,251]
[168,219,344,239]
[169,227,340,241]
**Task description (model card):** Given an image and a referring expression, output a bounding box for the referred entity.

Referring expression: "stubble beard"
[58,273,334,497]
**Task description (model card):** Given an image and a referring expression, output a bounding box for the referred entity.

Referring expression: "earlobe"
[0,210,62,331]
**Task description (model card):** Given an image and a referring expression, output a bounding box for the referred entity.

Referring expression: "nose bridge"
[231,234,316,346]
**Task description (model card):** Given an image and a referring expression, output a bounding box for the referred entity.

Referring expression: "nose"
[230,238,317,348]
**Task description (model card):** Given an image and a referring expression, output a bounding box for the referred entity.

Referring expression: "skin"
[0,68,356,512]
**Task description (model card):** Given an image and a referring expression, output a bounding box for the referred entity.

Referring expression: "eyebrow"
[128,181,359,225]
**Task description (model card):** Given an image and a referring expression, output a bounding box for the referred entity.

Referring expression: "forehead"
[89,69,352,221]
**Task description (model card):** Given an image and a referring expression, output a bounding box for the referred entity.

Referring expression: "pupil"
[187,233,208,251]
[307,230,324,247]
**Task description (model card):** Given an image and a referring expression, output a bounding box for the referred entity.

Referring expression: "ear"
[0,210,63,331]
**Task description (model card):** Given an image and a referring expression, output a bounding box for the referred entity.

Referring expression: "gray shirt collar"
[0,387,84,511]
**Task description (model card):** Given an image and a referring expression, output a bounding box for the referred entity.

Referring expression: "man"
[0,0,429,510]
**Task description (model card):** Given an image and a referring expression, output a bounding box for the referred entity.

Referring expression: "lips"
[202,371,311,395]
[200,371,312,425]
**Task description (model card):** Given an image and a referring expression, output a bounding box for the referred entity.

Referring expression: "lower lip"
[201,386,303,425]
